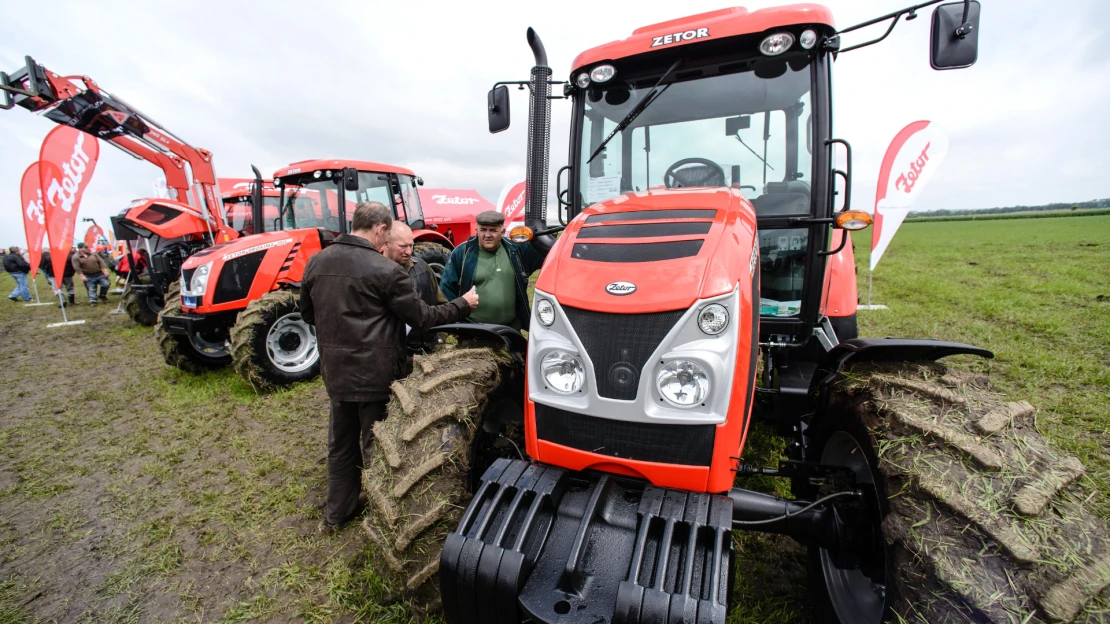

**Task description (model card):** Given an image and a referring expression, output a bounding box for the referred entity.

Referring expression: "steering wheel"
[663,158,727,189]
[324,215,341,232]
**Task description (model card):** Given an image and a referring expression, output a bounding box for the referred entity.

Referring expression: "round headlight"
[760,32,795,56]
[698,303,729,335]
[799,29,818,50]
[313,170,322,179]
[536,298,556,326]
[657,360,710,407]
[273,177,281,186]
[542,350,585,394]
[576,72,591,88]
[590,64,616,83]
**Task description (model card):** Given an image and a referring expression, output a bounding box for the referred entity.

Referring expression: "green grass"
[905,207,1110,222]
[1,215,1107,623]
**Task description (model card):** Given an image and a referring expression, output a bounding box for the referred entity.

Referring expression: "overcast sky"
[2,0,1108,249]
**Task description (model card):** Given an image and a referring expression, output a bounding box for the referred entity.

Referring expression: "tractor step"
[440,458,732,624]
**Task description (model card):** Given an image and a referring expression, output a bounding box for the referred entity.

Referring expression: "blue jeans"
[7,272,31,301]
[83,273,110,303]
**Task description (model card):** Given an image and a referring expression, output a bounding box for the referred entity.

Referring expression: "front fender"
[812,337,994,393]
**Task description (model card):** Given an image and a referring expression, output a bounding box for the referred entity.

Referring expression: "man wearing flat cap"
[439,210,544,330]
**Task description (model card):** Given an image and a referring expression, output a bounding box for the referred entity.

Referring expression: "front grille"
[563,306,683,400]
[571,240,703,263]
[577,222,713,239]
[585,209,717,224]
[535,403,715,466]
[181,268,196,288]
[212,250,265,305]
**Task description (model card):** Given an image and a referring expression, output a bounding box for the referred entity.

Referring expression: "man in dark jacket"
[382,221,447,355]
[301,201,479,531]
[439,210,545,330]
[40,250,77,305]
[72,242,111,305]
[4,246,32,302]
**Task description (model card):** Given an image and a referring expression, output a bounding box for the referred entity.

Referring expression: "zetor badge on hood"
[651,28,709,47]
[605,281,637,295]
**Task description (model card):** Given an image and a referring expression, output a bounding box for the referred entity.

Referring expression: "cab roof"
[273,159,416,178]
[571,4,835,72]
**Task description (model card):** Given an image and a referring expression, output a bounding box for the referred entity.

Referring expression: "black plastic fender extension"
[440,458,734,624]
[430,322,528,354]
[811,337,994,392]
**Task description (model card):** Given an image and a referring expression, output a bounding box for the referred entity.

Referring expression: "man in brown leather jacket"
[301,201,478,531]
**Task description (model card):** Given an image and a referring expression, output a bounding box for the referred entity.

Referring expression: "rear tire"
[229,290,319,389]
[807,360,1110,623]
[154,282,231,372]
[414,242,450,279]
[361,345,509,610]
[122,271,162,326]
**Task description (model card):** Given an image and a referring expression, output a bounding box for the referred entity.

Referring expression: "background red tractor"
[157,160,466,388]
[0,56,245,326]
[361,3,1110,623]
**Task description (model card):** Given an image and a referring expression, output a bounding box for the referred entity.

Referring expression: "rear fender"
[820,229,858,318]
[412,229,453,249]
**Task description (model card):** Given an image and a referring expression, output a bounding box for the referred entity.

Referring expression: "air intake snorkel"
[525,28,556,254]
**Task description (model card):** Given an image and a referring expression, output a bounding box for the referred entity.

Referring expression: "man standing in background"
[72,242,111,305]
[439,210,544,330]
[4,246,32,302]
[382,221,447,355]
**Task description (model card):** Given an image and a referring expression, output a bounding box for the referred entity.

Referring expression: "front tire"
[807,360,1110,623]
[229,290,319,389]
[361,345,508,610]
[154,282,231,372]
[122,272,162,326]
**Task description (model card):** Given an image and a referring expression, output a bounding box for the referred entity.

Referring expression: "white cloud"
[2,0,1107,249]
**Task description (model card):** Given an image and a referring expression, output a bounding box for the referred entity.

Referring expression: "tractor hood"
[535,187,757,313]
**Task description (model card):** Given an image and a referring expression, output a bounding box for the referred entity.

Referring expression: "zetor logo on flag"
[39,125,100,281]
[870,120,948,271]
[19,162,46,279]
[496,179,527,226]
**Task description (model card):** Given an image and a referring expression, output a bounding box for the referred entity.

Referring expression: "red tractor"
[158,160,459,387]
[363,3,1110,623]
[0,56,241,327]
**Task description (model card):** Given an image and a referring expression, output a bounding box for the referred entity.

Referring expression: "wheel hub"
[265,313,318,373]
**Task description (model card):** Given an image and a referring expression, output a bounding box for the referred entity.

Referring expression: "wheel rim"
[818,430,887,624]
[188,330,229,361]
[265,313,318,373]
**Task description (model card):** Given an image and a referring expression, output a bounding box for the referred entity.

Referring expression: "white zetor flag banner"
[870,120,949,270]
[496,178,527,226]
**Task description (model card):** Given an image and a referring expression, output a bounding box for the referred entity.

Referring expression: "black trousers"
[326,398,387,525]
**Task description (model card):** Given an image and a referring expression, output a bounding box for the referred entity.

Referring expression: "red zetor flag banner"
[83,224,104,247]
[870,120,948,270]
[496,179,527,226]
[19,162,46,279]
[39,126,100,281]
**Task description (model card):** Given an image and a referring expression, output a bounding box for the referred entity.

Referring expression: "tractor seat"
[751,181,810,216]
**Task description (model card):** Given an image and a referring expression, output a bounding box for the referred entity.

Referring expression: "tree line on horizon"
[911,198,1109,218]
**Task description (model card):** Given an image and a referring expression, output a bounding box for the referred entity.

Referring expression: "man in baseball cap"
[72,242,111,305]
[439,210,544,330]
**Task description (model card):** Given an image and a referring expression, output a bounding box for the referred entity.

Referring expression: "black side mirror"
[343,167,359,192]
[488,85,510,134]
[931,1,981,70]
[725,115,751,136]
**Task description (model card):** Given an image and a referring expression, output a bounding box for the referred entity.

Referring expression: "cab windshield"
[576,55,814,317]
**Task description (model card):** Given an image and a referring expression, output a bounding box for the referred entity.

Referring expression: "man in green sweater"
[439,210,545,330]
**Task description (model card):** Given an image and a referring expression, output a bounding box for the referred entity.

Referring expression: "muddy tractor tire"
[414,242,450,279]
[807,360,1110,624]
[154,282,231,372]
[229,290,319,389]
[362,345,510,610]
[122,272,163,326]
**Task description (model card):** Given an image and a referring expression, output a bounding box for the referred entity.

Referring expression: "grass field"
[0,214,1107,623]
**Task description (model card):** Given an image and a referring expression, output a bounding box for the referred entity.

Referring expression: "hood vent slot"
[586,209,717,224]
[572,240,703,263]
[577,222,712,239]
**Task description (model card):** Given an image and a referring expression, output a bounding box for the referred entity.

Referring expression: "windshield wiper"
[586,58,682,165]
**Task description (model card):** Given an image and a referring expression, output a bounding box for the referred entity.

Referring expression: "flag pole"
[46,278,85,327]
[24,275,54,307]
[109,270,132,315]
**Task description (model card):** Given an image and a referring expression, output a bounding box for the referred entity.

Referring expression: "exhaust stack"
[525,28,556,253]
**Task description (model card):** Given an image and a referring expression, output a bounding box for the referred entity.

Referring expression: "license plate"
[183,296,198,308]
